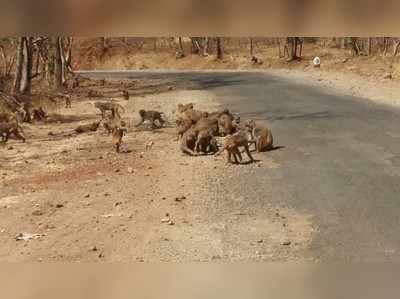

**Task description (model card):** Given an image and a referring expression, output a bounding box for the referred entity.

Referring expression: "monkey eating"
[94,101,125,119]
[135,109,166,129]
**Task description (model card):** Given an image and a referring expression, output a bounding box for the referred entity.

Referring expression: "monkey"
[193,117,219,136]
[75,122,100,134]
[218,113,236,136]
[0,122,26,143]
[32,107,47,121]
[180,127,198,156]
[245,120,274,152]
[94,101,125,119]
[177,103,194,114]
[65,95,72,108]
[122,90,130,101]
[195,129,219,154]
[135,110,165,129]
[112,127,126,153]
[102,116,127,134]
[176,117,193,140]
[181,109,204,125]
[251,56,263,65]
[216,132,254,164]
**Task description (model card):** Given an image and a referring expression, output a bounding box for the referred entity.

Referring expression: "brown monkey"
[216,132,254,164]
[177,103,194,114]
[0,122,26,143]
[136,110,165,129]
[102,116,127,134]
[182,109,204,124]
[245,120,273,152]
[75,122,100,134]
[195,129,219,154]
[176,117,193,140]
[32,107,47,121]
[218,113,236,136]
[180,128,198,156]
[193,117,219,136]
[94,102,125,119]
[112,127,126,153]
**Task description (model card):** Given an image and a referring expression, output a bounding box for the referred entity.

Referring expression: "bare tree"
[13,37,24,93]
[216,37,223,60]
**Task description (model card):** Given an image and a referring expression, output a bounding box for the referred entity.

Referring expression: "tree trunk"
[393,40,400,56]
[178,37,184,55]
[249,38,254,57]
[53,37,63,89]
[367,37,372,56]
[20,37,33,94]
[202,37,209,56]
[13,37,24,93]
[216,37,223,60]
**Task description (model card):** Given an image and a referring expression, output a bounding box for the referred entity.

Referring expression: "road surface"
[80,71,400,261]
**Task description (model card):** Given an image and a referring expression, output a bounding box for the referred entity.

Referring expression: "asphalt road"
[80,71,400,261]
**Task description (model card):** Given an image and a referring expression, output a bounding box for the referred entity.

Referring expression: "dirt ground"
[0,79,314,262]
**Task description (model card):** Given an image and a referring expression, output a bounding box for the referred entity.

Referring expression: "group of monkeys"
[89,100,168,152]
[1,96,275,165]
[175,103,274,164]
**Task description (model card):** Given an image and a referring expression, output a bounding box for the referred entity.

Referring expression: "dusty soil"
[0,80,313,262]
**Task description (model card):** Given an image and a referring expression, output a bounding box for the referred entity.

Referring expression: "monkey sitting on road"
[94,101,125,119]
[193,117,219,136]
[0,122,26,143]
[245,120,273,152]
[135,109,166,129]
[176,117,193,140]
[195,129,219,155]
[180,127,198,156]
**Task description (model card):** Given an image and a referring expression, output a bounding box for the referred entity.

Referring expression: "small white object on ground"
[313,57,321,67]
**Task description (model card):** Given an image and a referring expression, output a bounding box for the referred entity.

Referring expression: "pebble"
[282,241,291,246]
[127,167,134,174]
[56,204,64,208]
[84,193,90,198]
[90,246,98,252]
